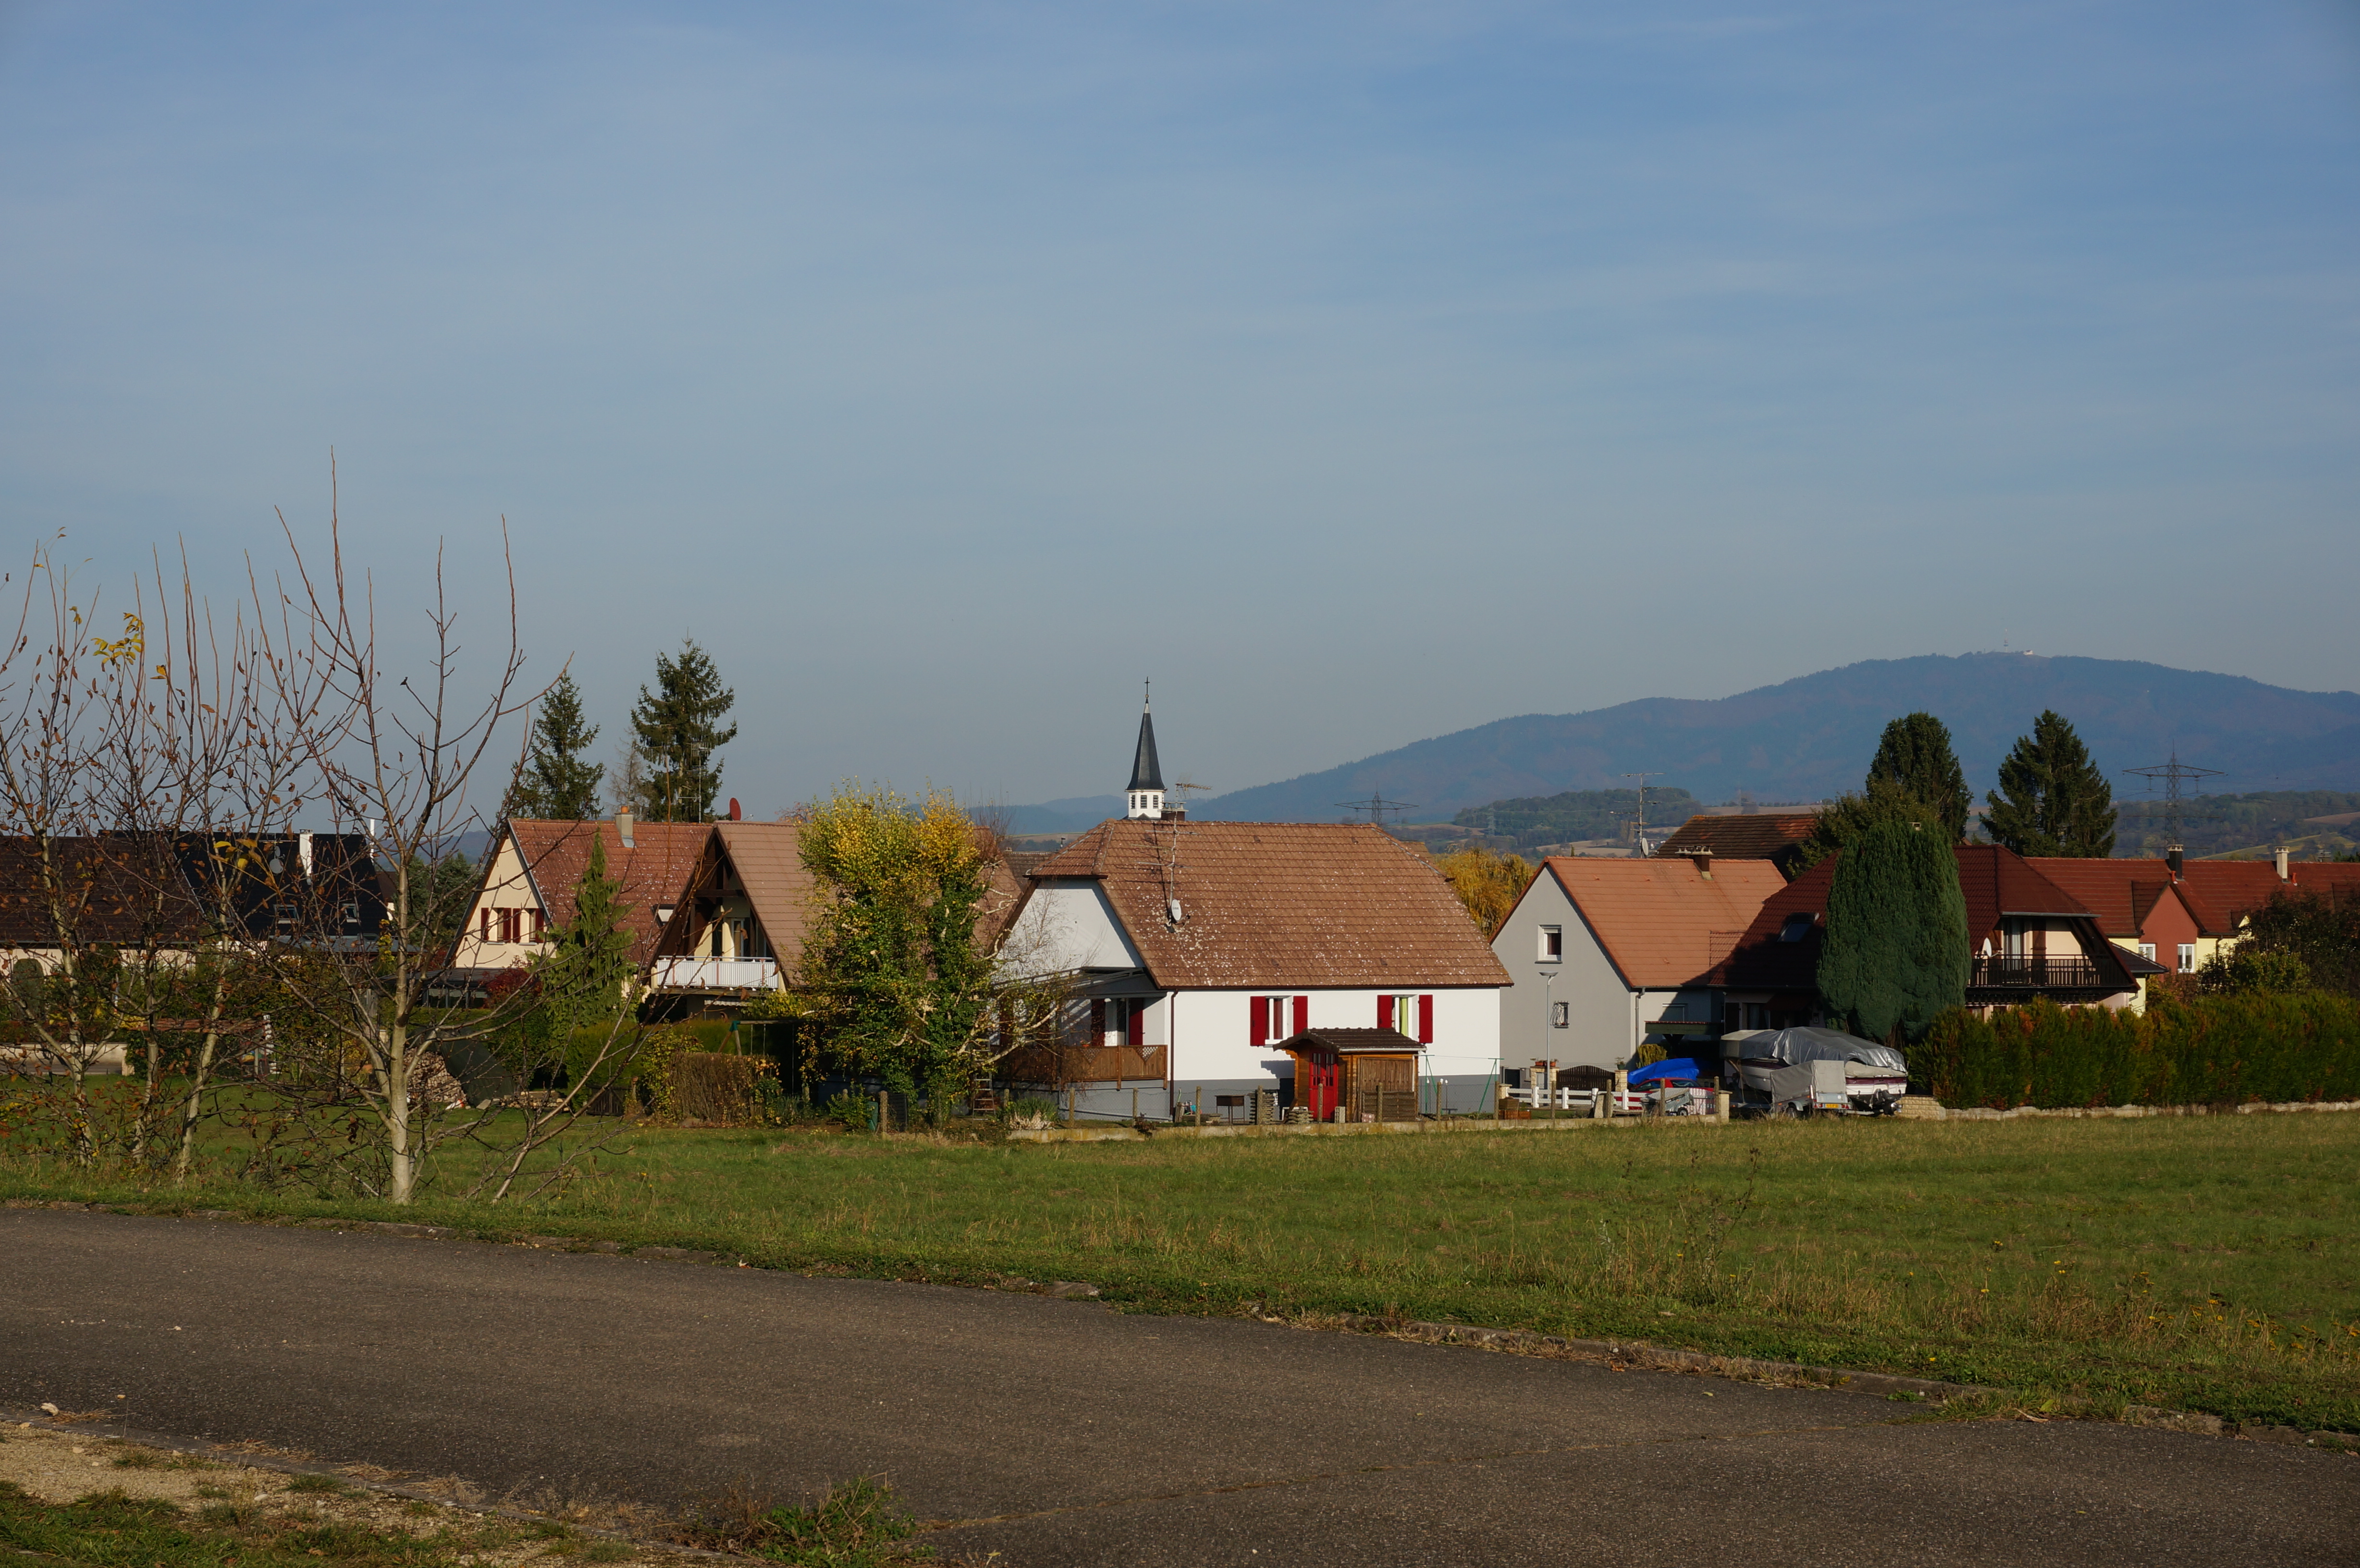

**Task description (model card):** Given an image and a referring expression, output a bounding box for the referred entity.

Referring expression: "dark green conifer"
[509,671,604,820]
[629,639,738,821]
[1867,712,1972,842]
[1817,818,1969,1043]
[1984,710,2116,858]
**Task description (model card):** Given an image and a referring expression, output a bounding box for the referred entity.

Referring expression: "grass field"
[8,1110,2359,1433]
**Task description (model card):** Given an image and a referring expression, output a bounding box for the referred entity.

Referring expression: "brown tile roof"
[0,835,207,948]
[2023,858,2236,938]
[1655,813,1820,873]
[1538,856,1787,989]
[507,819,712,966]
[714,821,819,965]
[2177,860,2360,923]
[1029,820,1510,990]
[1724,844,2107,992]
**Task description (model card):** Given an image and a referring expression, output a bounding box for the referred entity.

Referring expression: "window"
[2138,943,2156,962]
[274,904,296,935]
[1538,925,1562,962]
[1103,997,1137,1047]
[1779,913,1814,943]
[341,901,360,929]
[2178,943,2195,973]
[1252,994,1303,1045]
[1550,1001,1569,1029]
[1215,1094,1245,1108]
[497,907,523,945]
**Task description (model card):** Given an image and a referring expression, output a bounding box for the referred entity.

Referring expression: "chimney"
[2166,846,2183,881]
[2275,847,2291,881]
[1689,848,1713,878]
[616,810,635,850]
[1164,804,1186,822]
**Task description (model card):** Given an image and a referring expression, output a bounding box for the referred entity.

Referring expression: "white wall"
[1002,881,1140,976]
[451,830,547,970]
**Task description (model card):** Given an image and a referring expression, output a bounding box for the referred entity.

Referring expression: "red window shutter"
[1127,1004,1144,1049]
[1090,999,1106,1046]
[1417,994,1434,1045]
[479,907,491,941]
[531,908,545,941]
[1250,995,1267,1046]
[1377,994,1394,1029]
[1292,996,1309,1036]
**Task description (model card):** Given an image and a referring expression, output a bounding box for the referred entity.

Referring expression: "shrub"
[1916,992,2360,1108]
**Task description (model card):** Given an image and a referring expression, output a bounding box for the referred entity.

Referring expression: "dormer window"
[1779,913,1815,943]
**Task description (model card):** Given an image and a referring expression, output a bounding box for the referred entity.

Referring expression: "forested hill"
[1195,654,2360,822]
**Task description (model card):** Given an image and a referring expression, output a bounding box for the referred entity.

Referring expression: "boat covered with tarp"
[1719,1028,1908,1115]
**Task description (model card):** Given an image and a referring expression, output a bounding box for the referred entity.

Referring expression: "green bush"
[1917,992,2360,1108]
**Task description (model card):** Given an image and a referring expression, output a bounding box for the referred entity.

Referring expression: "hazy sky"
[5,2,2356,817]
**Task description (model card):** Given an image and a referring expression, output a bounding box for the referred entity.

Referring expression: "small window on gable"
[1539,925,1562,962]
[2138,942,2156,962]
[1779,913,1815,943]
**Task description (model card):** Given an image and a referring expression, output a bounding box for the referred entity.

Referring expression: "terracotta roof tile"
[1538,856,1787,989]
[1030,821,1509,990]
[2178,860,2360,922]
[1725,844,2104,991]
[507,819,712,966]
[2024,858,2237,938]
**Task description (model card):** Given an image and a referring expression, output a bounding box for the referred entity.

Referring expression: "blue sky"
[3,2,2355,816]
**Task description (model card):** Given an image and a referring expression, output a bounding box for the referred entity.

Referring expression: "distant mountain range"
[1007,654,2360,833]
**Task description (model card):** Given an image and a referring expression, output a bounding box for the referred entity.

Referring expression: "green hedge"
[1916,992,2360,1109]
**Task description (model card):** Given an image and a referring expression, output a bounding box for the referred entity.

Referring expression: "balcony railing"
[1971,956,2102,990]
[650,956,782,992]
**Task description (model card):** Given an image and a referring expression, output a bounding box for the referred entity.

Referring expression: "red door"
[1303,1049,1340,1118]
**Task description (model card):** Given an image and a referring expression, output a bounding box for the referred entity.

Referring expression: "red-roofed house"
[452,813,713,980]
[1489,849,1789,1072]
[1722,844,2156,1023]
[1004,817,1511,1120]
[2024,855,2236,992]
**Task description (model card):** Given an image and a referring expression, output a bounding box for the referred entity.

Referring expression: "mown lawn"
[8,1110,2359,1432]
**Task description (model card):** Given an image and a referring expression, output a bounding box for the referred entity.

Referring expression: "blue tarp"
[1627,1058,1710,1086]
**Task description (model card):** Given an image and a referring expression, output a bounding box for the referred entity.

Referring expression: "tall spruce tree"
[1793,775,1950,871]
[1984,710,2116,858]
[1817,818,1969,1044]
[509,671,604,820]
[629,638,738,821]
[1867,711,1972,842]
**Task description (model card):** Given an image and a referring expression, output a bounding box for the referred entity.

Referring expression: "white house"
[1001,700,1511,1119]
[1490,850,1787,1077]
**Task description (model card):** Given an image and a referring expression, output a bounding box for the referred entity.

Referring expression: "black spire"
[1127,685,1163,793]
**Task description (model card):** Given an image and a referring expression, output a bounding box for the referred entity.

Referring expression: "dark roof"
[1128,705,1164,793]
[1655,813,1821,872]
[1029,820,1510,990]
[0,833,386,950]
[1279,1027,1422,1055]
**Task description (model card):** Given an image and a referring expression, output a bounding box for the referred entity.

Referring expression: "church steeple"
[1125,682,1164,820]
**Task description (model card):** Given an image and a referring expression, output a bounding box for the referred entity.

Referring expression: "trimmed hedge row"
[1915,992,2360,1109]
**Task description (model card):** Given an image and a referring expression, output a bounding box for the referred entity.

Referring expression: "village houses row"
[443,700,2360,1119]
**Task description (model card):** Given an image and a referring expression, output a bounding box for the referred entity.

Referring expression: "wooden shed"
[1278,1027,1424,1122]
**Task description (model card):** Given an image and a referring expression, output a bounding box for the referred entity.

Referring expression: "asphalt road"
[4,1209,2352,1566]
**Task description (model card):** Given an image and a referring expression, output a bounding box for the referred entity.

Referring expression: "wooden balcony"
[1971,956,2102,989]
